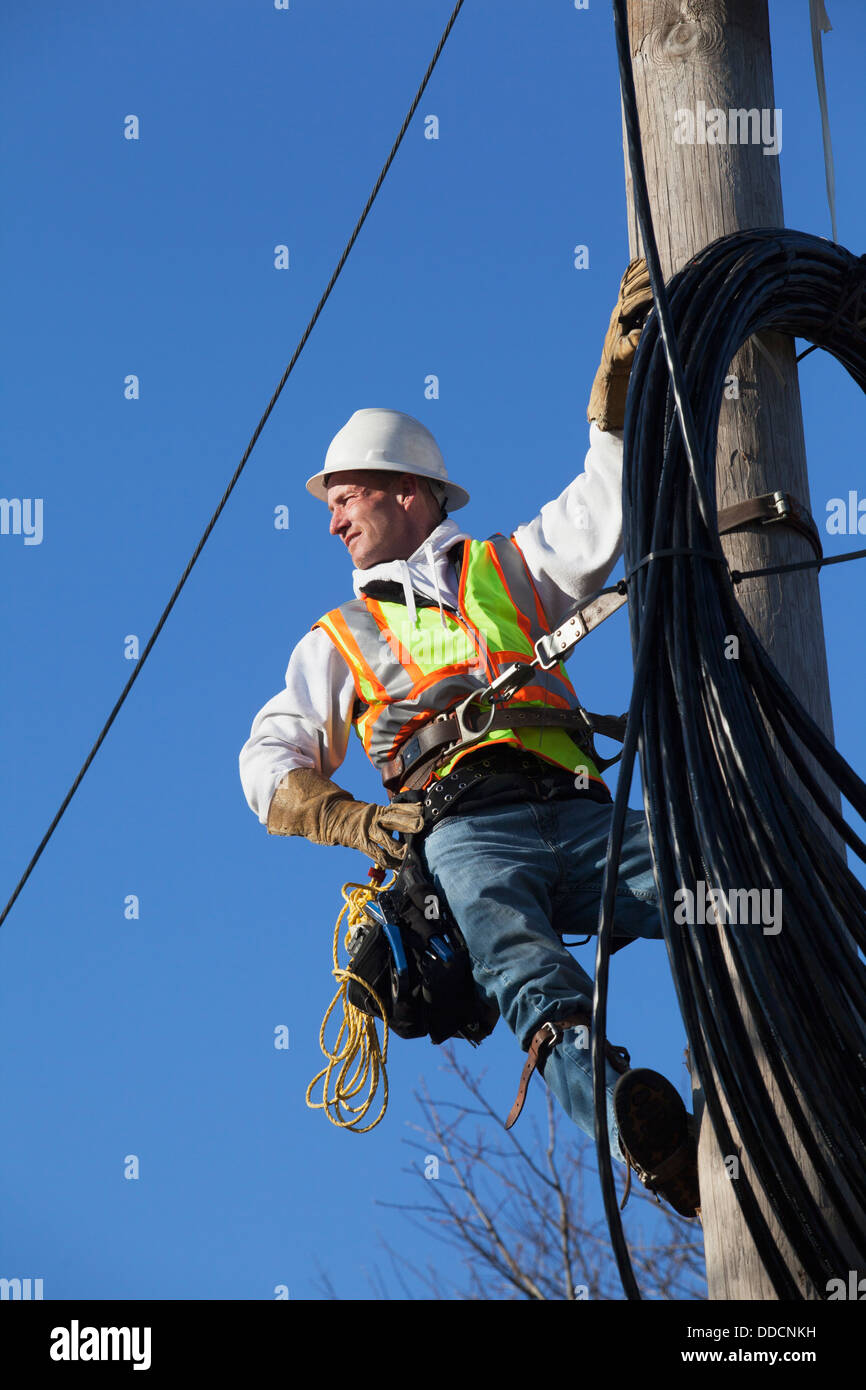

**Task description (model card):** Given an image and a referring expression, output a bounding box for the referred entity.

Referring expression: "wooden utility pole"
[620,0,863,1298]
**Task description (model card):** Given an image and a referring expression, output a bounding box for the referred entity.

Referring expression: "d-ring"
[452,693,497,741]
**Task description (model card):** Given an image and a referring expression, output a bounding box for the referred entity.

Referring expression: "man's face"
[327,470,426,569]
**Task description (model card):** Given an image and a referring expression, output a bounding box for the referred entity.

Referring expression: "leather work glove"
[267,767,425,869]
[586,256,653,432]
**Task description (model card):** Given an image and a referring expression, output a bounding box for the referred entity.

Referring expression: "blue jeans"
[419,795,664,1161]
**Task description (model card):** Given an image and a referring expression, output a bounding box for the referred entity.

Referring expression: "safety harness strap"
[534,590,629,670]
[381,492,819,794]
[716,489,823,561]
[505,1014,631,1130]
[383,706,628,792]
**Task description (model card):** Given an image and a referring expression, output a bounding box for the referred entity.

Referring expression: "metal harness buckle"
[772,489,791,520]
[451,691,498,743]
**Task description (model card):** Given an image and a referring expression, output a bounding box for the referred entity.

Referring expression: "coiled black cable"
[626,228,866,1295]
[591,0,866,1301]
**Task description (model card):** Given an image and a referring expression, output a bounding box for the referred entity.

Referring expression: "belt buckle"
[772,489,791,520]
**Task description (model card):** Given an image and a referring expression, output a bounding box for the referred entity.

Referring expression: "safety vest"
[313,534,607,793]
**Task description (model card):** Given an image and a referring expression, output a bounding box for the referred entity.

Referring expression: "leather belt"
[383,707,627,793]
[420,745,608,823]
[717,490,822,562]
[505,1013,631,1130]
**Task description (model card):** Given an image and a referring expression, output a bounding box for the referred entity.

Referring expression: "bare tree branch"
[370,1044,706,1301]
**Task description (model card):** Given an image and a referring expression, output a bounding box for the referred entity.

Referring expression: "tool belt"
[418,744,613,825]
[382,705,628,793]
[346,843,498,1046]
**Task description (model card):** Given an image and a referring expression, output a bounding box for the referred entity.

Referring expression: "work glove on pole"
[267,767,424,869]
[587,257,653,432]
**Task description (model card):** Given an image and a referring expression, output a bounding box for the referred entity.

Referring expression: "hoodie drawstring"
[424,539,448,628]
[352,521,467,625]
[397,560,418,628]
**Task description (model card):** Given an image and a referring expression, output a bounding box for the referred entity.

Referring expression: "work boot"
[613,1068,701,1219]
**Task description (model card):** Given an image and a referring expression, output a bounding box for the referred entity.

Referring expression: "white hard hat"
[306,408,470,511]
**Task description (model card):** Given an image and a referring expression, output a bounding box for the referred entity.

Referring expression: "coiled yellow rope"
[305,872,395,1133]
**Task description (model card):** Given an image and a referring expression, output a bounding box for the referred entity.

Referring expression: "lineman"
[239,261,700,1218]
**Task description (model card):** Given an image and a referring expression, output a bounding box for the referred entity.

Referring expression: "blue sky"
[2,0,865,1301]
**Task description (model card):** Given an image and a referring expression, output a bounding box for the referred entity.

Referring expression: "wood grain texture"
[621,0,861,1300]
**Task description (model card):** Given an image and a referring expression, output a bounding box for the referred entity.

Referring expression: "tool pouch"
[346,844,498,1046]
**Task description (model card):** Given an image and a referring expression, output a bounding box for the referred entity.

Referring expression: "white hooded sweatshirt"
[239,424,624,823]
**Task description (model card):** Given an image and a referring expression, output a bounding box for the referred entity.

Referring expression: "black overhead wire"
[594,0,866,1302]
[0,0,466,932]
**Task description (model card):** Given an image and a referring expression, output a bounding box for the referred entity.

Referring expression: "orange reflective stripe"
[487,537,578,696]
[457,537,471,613]
[487,539,535,651]
[540,662,576,695]
[510,684,572,710]
[494,648,535,664]
[509,533,549,633]
[448,559,496,682]
[409,666,477,700]
[365,598,426,685]
[316,610,389,702]
[489,648,574,697]
[357,698,394,755]
[551,664,577,694]
[365,593,487,683]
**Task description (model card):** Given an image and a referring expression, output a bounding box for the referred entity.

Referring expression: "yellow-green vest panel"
[313,534,606,791]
